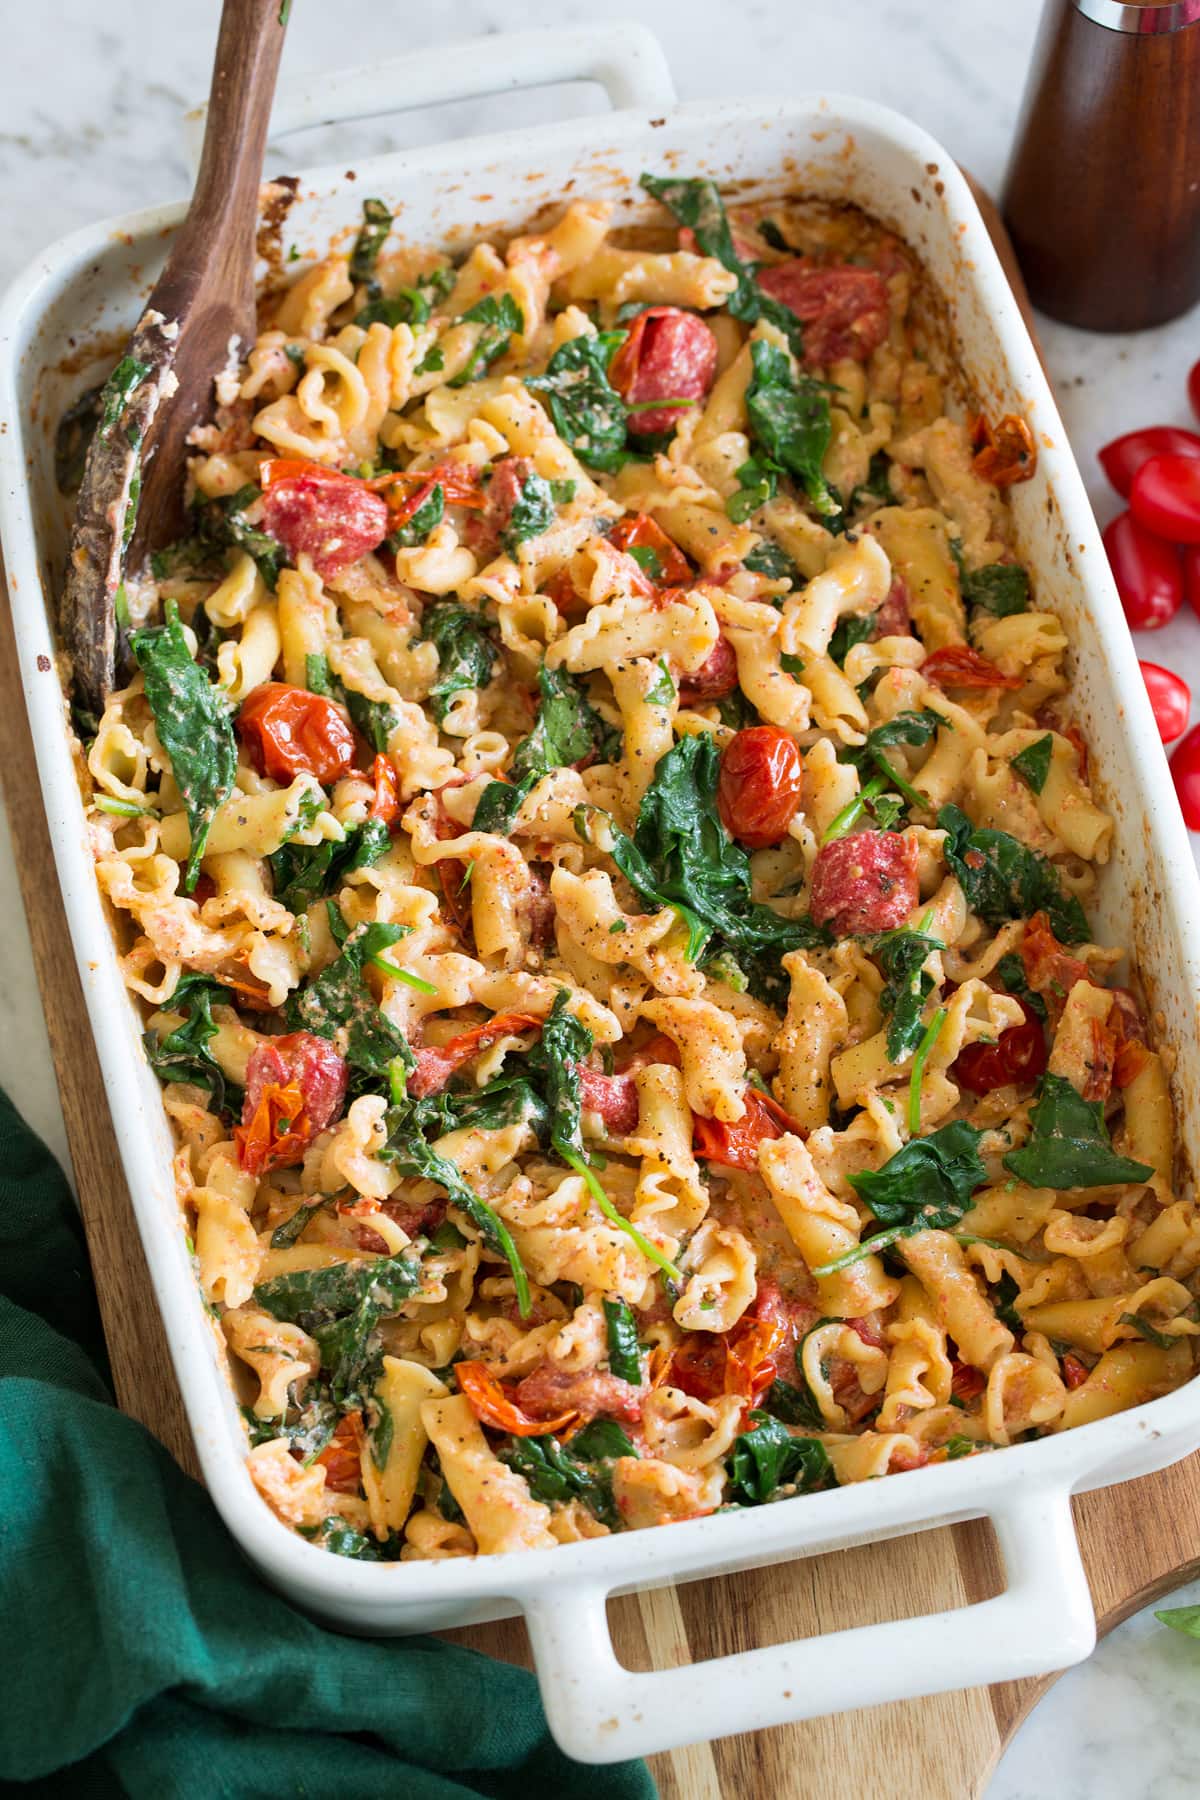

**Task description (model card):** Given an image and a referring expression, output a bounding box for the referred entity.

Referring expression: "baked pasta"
[71,174,1196,1563]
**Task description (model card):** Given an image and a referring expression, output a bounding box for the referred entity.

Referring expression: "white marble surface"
[3,2,1200,1793]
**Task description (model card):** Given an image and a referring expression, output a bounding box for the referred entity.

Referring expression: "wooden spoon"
[60,0,288,718]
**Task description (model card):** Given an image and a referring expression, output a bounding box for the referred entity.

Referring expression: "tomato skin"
[367,752,402,825]
[1098,426,1200,499]
[921,645,1021,690]
[578,1067,640,1136]
[717,726,804,849]
[455,1360,578,1438]
[952,998,1047,1095]
[754,261,890,369]
[969,412,1038,487]
[1189,358,1200,426]
[678,635,739,705]
[1170,722,1200,829]
[669,1310,787,1406]
[235,1031,348,1174]
[607,512,692,587]
[408,1011,542,1099]
[1138,661,1191,743]
[609,307,719,435]
[1130,453,1200,544]
[237,683,360,784]
[258,460,390,578]
[1102,510,1183,629]
[809,830,920,936]
[692,1086,805,1170]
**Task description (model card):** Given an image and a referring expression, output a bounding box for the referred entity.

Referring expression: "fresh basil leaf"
[129,604,237,890]
[939,803,1090,944]
[526,331,629,473]
[603,1297,643,1383]
[1011,733,1053,795]
[422,601,499,723]
[1002,1073,1154,1189]
[727,1412,837,1504]
[745,338,836,515]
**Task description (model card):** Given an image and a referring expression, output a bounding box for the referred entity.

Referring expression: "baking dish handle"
[522,1485,1094,1764]
[182,24,677,170]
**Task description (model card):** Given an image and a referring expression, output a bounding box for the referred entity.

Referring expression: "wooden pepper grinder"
[1002,0,1200,330]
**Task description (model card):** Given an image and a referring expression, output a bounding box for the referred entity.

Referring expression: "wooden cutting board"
[3,182,1198,1800]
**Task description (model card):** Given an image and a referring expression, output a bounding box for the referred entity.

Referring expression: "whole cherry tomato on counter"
[1189,357,1200,425]
[237,682,360,784]
[1183,545,1200,620]
[1170,722,1200,829]
[1130,453,1200,544]
[717,725,804,849]
[1139,661,1191,743]
[1098,426,1200,499]
[1102,511,1183,629]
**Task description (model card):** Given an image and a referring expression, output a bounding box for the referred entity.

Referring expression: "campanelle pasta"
[70,173,1197,1565]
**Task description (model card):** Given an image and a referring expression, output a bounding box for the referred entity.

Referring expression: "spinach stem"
[370,954,439,996]
[558,1144,684,1283]
[822,773,887,842]
[813,1225,906,1278]
[908,1006,948,1136]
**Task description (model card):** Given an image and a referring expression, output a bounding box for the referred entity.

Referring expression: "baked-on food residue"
[76,173,1192,1562]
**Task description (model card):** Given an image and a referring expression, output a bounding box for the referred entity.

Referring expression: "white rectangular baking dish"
[3,23,1200,1767]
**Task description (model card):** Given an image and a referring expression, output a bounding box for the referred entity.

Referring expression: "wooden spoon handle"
[151,0,287,323]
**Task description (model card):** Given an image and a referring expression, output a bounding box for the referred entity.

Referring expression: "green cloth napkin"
[0,1088,656,1799]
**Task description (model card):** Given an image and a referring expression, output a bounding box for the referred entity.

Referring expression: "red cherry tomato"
[692,1086,805,1170]
[1138,661,1191,743]
[717,725,804,849]
[1130,453,1200,544]
[235,1032,348,1175]
[1170,722,1200,829]
[1098,426,1200,499]
[1189,357,1200,425]
[237,682,360,784]
[1183,545,1200,620]
[952,998,1047,1095]
[1102,511,1183,629]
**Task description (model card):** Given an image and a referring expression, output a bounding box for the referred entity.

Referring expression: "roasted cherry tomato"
[1061,1353,1090,1391]
[952,997,1047,1095]
[809,830,920,936]
[314,1412,364,1493]
[1170,721,1200,829]
[408,1012,543,1099]
[235,1032,348,1175]
[754,260,890,369]
[237,682,360,785]
[950,1360,986,1401]
[717,725,804,849]
[670,1311,787,1406]
[609,306,719,435]
[1130,452,1200,544]
[607,512,692,586]
[1138,660,1191,743]
[1098,426,1200,499]
[1102,510,1183,629]
[258,459,390,578]
[373,460,487,521]
[921,644,1021,690]
[678,634,739,706]
[577,1066,640,1136]
[455,1360,578,1437]
[367,752,402,826]
[692,1086,804,1170]
[969,412,1038,487]
[1021,911,1089,1011]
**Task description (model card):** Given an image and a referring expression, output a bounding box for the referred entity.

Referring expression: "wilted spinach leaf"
[284,917,414,1075]
[727,1413,837,1504]
[1011,733,1053,795]
[745,339,837,516]
[938,803,1089,944]
[142,972,237,1113]
[422,601,499,723]
[449,292,524,387]
[1002,1073,1153,1189]
[473,663,621,834]
[527,331,629,472]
